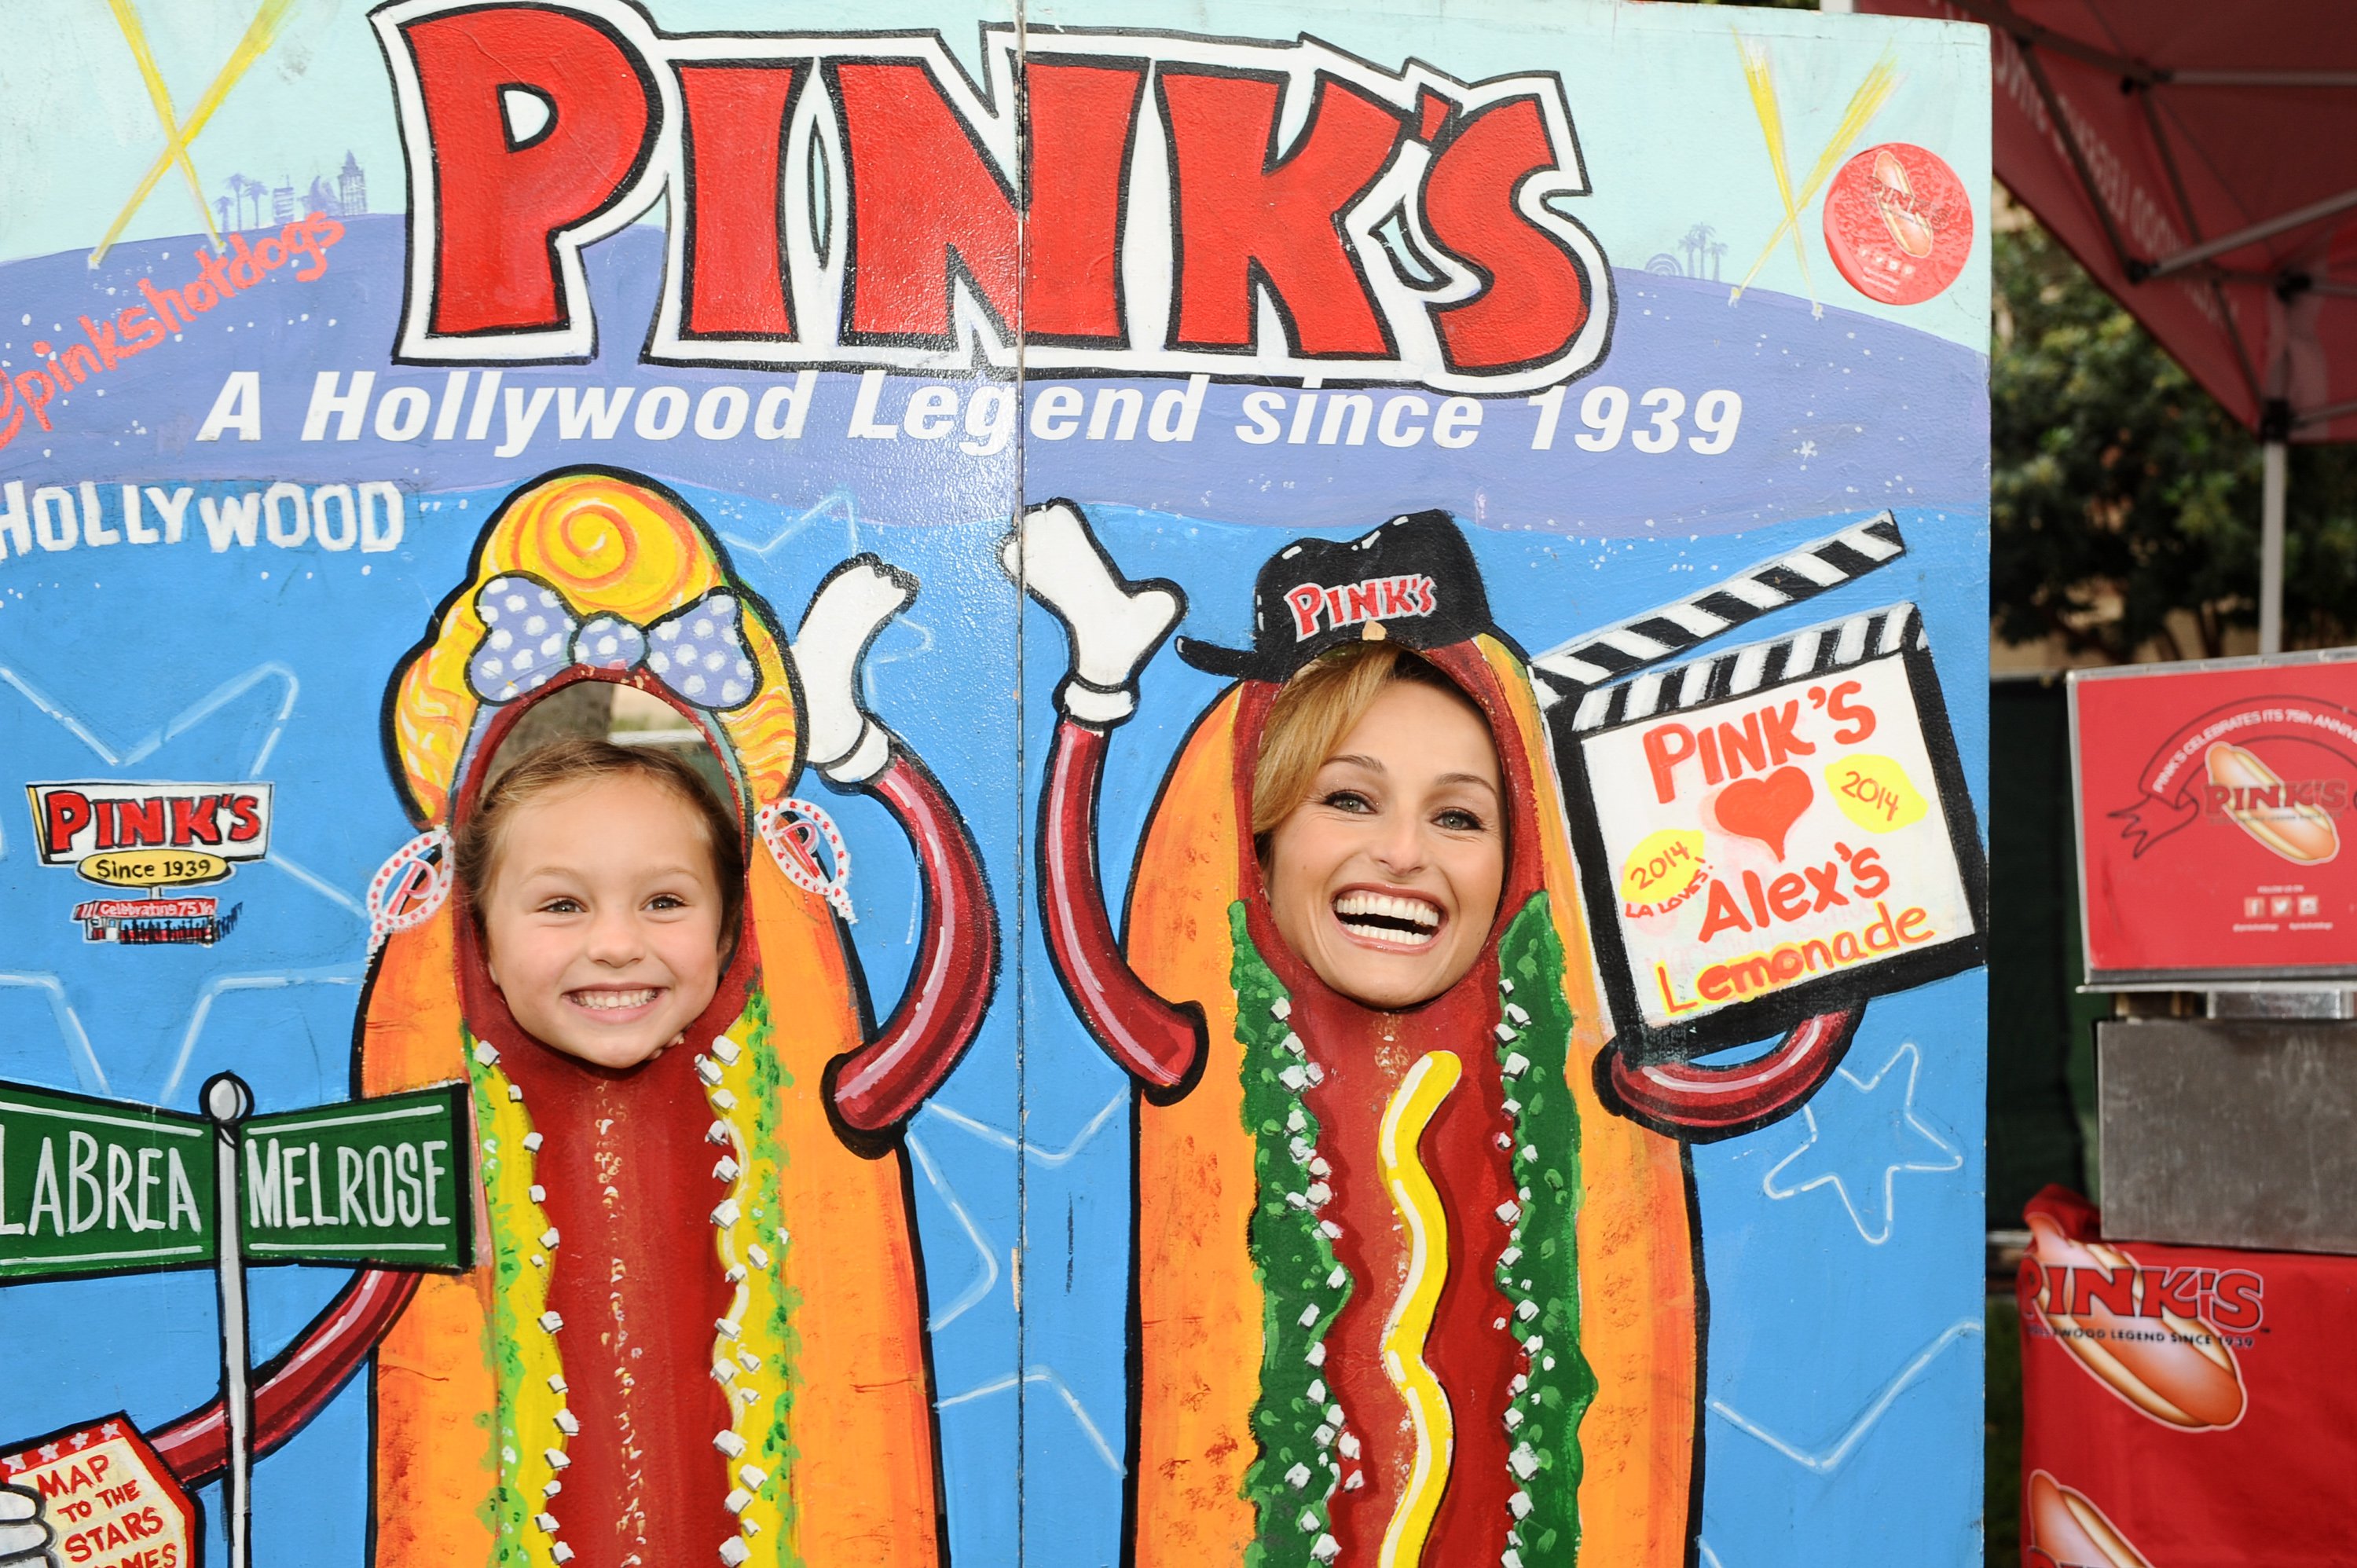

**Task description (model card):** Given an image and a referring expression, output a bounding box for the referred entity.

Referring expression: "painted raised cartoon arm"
[1003,501,1204,1088]
[794,557,999,1130]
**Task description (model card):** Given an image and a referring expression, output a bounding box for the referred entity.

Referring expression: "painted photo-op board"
[0,3,1989,1566]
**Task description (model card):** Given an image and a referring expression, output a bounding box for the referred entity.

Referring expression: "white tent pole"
[2261,439,2288,654]
[2146,185,2357,280]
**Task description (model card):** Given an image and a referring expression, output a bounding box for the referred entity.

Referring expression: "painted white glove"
[0,1484,54,1568]
[1001,500,1183,725]
[791,555,918,786]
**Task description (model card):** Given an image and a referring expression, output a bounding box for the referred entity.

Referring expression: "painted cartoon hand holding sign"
[0,1482,51,1568]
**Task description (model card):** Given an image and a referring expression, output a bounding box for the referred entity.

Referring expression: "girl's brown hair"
[455,735,748,947]
[1250,643,1486,839]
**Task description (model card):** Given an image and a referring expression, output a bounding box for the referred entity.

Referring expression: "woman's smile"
[1331,886,1445,947]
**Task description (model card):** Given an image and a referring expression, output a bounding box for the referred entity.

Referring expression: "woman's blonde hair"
[1250,643,1484,839]
[454,734,747,947]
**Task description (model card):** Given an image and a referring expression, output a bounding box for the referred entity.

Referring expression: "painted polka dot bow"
[467,574,760,709]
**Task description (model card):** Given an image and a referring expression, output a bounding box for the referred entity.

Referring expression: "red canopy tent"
[1853,0,2357,650]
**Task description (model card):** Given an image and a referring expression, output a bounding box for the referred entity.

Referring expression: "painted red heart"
[1714,766,1813,859]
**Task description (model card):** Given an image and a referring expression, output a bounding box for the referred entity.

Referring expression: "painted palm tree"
[1681,222,1718,280]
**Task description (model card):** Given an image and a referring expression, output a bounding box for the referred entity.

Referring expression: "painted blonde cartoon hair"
[388,469,801,824]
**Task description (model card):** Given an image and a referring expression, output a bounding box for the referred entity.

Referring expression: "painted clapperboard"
[1536,515,1989,1063]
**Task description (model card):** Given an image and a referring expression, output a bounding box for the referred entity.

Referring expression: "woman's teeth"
[570,987,658,1010]
[1333,892,1440,946]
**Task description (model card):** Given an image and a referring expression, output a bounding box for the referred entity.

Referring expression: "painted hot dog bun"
[1120,639,1699,1566]
[2025,1213,2244,1429]
[2205,741,2340,863]
[365,474,944,1568]
[2025,1471,2152,1568]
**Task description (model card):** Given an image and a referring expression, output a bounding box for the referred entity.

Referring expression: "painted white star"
[1795,439,1819,459]
[1761,1039,1961,1245]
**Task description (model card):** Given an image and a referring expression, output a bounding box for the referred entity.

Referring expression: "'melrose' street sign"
[240,1084,471,1270]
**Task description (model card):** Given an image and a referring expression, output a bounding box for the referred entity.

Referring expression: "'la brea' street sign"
[0,1082,211,1280]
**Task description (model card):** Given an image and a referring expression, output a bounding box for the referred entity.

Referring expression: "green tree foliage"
[1994,211,2357,661]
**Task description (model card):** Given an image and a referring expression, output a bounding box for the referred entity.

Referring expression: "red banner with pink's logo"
[2071,655,2357,981]
[2018,1189,2357,1567]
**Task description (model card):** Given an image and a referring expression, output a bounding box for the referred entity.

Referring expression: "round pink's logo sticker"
[1823,142,1973,306]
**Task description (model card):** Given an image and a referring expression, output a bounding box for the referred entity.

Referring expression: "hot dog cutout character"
[2205,741,2340,863]
[2023,1211,2245,1431]
[1006,502,1864,1566]
[2025,1471,2153,1568]
[126,470,997,1568]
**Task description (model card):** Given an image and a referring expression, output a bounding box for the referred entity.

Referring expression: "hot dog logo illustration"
[2019,1211,2251,1431]
[2109,694,2357,867]
[2024,1471,2154,1568]
[27,782,272,887]
[1004,499,1984,1564]
[1820,142,1973,307]
[29,469,998,1568]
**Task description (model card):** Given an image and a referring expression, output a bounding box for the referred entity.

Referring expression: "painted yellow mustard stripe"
[1376,1050,1463,1568]
[467,1050,566,1566]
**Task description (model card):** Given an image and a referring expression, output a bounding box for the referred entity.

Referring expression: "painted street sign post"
[0,1079,471,1280]
[1,1072,467,1568]
[204,1074,255,1568]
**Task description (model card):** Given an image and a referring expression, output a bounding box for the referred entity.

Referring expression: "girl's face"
[1264,679,1507,1009]
[479,773,727,1070]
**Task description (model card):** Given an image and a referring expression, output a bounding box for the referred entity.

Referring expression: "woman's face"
[1264,679,1507,1009]
[480,774,728,1070]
